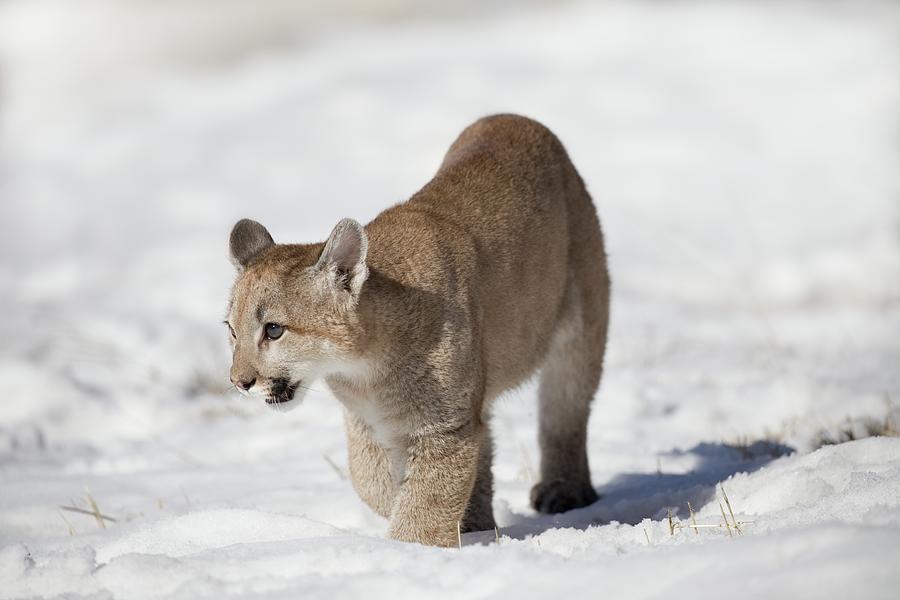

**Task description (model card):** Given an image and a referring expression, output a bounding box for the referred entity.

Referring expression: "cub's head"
[225,218,368,411]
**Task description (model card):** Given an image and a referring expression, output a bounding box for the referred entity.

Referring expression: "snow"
[2,0,900,598]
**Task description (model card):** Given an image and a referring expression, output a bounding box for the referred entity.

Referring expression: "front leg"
[345,412,396,518]
[388,423,481,547]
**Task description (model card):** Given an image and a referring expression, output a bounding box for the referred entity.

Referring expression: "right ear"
[315,218,368,297]
[229,219,275,270]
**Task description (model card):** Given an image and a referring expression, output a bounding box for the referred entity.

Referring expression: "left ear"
[316,218,368,297]
[229,218,275,271]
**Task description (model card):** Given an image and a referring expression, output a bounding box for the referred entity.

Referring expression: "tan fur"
[225,114,610,547]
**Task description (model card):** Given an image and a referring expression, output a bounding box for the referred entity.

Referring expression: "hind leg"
[530,291,607,514]
[461,423,496,533]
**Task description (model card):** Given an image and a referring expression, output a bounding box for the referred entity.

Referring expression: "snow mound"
[3,437,900,599]
[95,508,343,561]
[709,437,900,531]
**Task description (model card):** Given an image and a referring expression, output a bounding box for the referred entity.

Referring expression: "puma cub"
[226,114,610,547]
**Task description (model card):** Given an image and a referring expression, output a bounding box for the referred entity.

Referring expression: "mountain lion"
[225,114,610,547]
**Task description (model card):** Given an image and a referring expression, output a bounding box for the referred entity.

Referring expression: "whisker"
[295,383,328,394]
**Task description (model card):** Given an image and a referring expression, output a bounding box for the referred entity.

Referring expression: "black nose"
[238,378,256,391]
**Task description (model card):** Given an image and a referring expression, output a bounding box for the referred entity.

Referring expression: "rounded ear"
[229,219,275,270]
[316,218,368,297]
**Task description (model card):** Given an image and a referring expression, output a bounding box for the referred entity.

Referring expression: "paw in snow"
[530,479,600,514]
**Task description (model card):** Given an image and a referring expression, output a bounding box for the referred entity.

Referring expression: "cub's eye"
[264,323,285,340]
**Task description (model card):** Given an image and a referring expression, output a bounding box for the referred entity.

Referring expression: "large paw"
[388,520,458,548]
[530,479,599,514]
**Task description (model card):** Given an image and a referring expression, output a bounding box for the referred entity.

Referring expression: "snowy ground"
[2,0,900,598]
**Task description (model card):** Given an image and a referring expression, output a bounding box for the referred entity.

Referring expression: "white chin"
[264,386,307,413]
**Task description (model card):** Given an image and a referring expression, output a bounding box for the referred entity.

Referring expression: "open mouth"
[266,378,298,405]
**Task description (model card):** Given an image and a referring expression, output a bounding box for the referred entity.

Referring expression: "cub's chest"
[327,376,407,448]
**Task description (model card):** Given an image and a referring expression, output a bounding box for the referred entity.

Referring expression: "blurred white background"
[1,0,898,484]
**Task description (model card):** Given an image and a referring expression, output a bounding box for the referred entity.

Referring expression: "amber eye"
[264,323,284,340]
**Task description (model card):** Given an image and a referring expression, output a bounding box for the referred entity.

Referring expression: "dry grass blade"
[85,493,107,529]
[657,494,753,539]
[882,392,898,435]
[323,454,348,480]
[59,505,117,524]
[721,485,742,535]
[495,526,500,545]
[718,501,733,537]
[457,520,462,549]
[57,510,76,536]
[687,501,699,535]
[670,520,756,532]
[644,528,651,546]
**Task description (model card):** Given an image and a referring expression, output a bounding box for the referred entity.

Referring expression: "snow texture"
[1,0,900,598]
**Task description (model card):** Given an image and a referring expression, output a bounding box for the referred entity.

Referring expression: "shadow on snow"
[490,439,793,542]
